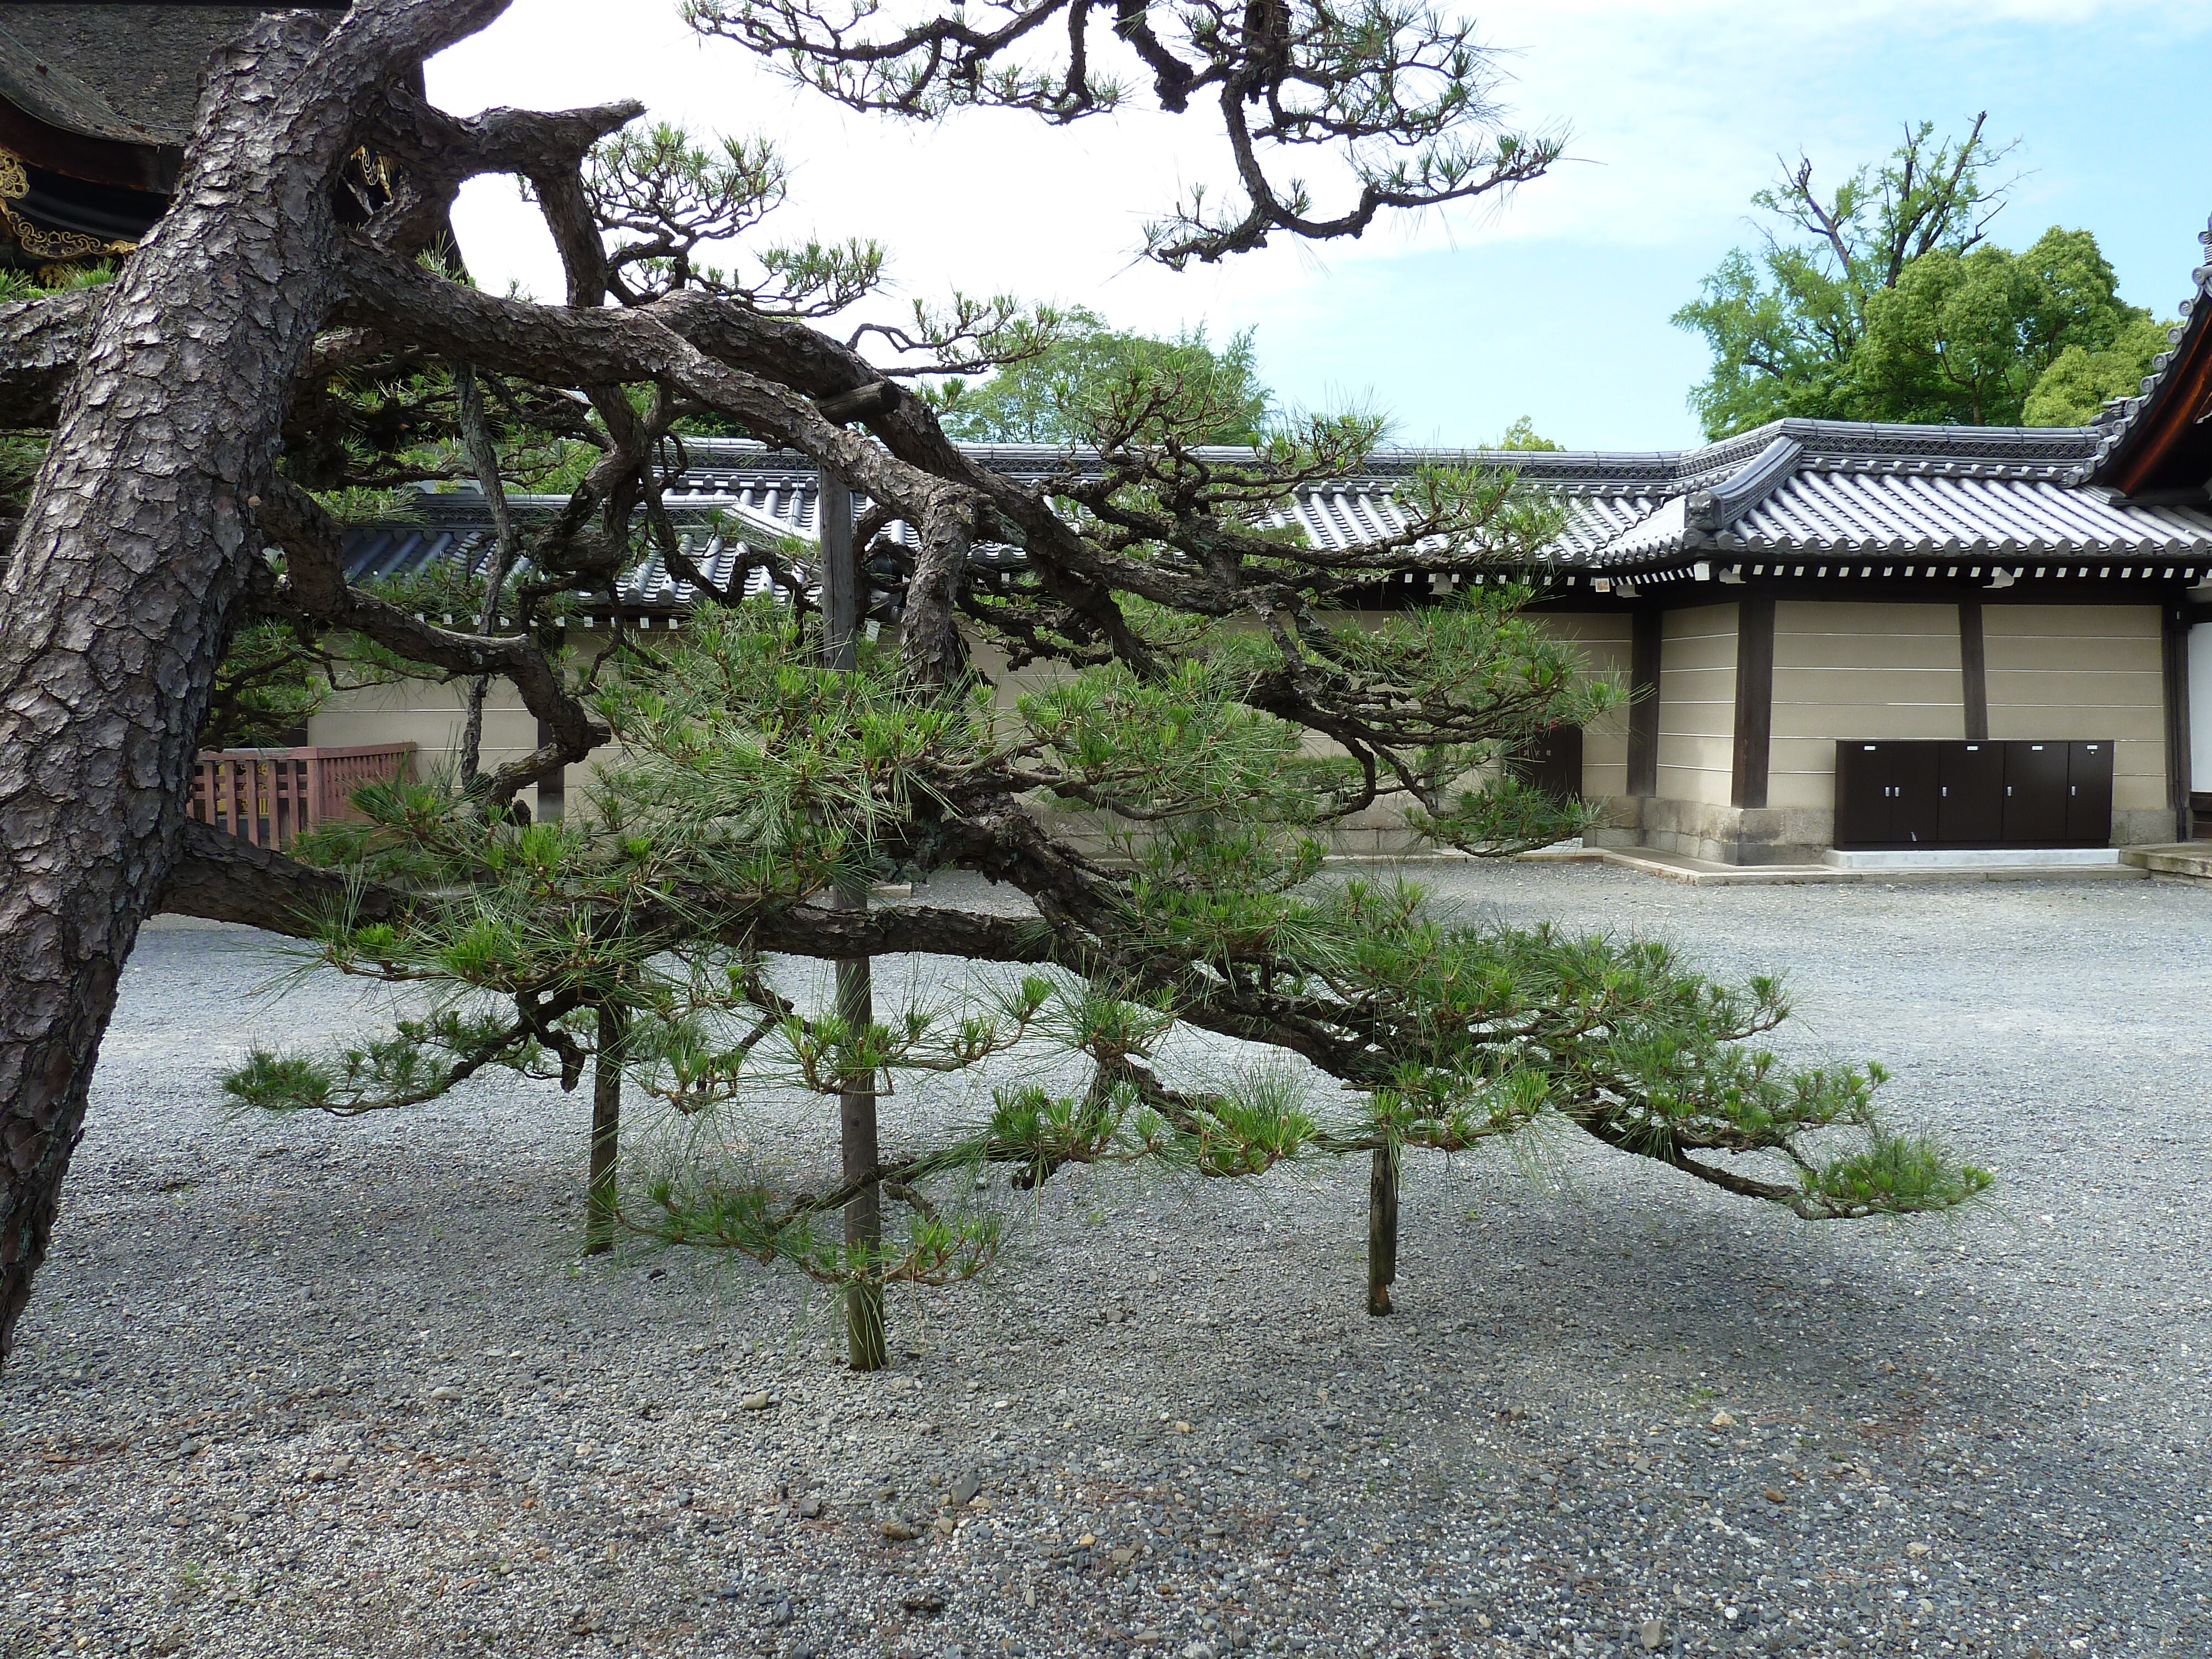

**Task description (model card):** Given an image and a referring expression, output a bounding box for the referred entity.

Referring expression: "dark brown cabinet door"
[1511,724,1584,802]
[1938,741,2004,844]
[2003,742,2069,845]
[1890,742,1939,845]
[1835,742,1939,846]
[2065,741,2114,845]
[1835,742,1892,847]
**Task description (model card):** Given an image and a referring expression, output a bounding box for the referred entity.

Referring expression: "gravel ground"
[4,863,2209,1659]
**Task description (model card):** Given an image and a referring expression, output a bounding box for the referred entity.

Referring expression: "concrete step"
[2120,843,2212,881]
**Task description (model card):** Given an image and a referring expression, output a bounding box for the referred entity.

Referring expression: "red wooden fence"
[186,743,416,851]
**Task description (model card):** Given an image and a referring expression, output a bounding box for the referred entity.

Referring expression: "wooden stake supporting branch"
[821,470,888,1371]
[586,1003,627,1256]
[1367,1142,1399,1316]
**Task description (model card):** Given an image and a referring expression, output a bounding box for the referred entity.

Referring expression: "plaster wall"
[2191,620,2212,791]
[1534,611,1635,802]
[306,633,629,821]
[307,677,549,807]
[1984,604,2167,832]
[1655,604,1737,808]
[1767,601,1965,811]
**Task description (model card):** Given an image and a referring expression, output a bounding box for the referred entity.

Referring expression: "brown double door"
[1835,739,2112,849]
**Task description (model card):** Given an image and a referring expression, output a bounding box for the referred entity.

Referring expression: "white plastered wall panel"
[1657,604,1738,806]
[307,634,628,821]
[2192,620,2212,789]
[309,676,536,781]
[1533,611,1634,800]
[1767,601,1965,811]
[1984,604,2166,812]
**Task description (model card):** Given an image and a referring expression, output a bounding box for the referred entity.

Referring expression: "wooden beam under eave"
[0,101,175,194]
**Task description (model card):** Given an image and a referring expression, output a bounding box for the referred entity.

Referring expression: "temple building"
[336,248,2212,868]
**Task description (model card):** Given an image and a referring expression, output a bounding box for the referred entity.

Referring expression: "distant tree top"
[926,309,1272,446]
[1493,416,1559,451]
[1672,117,2168,436]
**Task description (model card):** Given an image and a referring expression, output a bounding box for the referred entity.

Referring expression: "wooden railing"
[187,743,416,851]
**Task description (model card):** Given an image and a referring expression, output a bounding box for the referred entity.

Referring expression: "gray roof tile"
[351,419,2212,600]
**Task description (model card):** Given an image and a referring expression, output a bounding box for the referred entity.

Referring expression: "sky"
[426,0,2212,452]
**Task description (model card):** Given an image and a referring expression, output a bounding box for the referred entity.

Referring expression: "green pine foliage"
[207,109,1991,1329]
[226,532,1989,1299]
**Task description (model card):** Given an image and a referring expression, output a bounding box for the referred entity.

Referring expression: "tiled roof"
[0,6,286,146]
[345,416,2212,604]
[342,516,783,614]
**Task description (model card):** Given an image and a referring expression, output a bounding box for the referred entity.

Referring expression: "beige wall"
[1768,601,1966,810]
[306,598,2175,849]
[1657,604,1738,806]
[309,678,559,819]
[1534,611,1634,800]
[1985,604,2167,813]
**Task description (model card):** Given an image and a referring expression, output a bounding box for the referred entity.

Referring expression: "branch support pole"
[586,1003,626,1255]
[1366,1141,1398,1317]
[822,469,887,1370]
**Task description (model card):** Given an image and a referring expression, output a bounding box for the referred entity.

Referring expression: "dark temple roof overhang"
[0,6,348,267]
[2087,213,2212,503]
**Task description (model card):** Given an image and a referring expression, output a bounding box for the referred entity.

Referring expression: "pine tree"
[0,0,1985,1369]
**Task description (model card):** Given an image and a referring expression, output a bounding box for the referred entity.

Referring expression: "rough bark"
[0,0,508,1363]
[0,288,103,431]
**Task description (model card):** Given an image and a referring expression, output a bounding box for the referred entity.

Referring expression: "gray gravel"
[4,863,2210,1659]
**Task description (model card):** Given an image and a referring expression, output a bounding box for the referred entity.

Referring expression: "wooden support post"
[1366,1144,1397,1317]
[585,1003,625,1255]
[2164,599,2192,840]
[821,470,888,1370]
[1730,594,1775,810]
[1959,601,1989,742]
[1627,604,1661,798]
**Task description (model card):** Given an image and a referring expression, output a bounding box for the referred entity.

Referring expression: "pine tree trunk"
[1366,1143,1398,1316]
[0,11,411,1365]
[585,1003,625,1255]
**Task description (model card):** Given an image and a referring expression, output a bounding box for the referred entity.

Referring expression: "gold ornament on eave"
[0,147,138,269]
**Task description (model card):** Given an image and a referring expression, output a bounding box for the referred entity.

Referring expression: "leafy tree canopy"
[926,308,1271,445]
[1493,417,1559,451]
[1672,117,2169,436]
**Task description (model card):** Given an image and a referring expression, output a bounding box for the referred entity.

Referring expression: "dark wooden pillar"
[1627,605,1661,797]
[534,716,565,822]
[2163,599,2192,839]
[1730,594,1775,810]
[1959,601,1989,742]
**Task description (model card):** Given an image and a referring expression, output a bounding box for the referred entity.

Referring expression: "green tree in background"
[1493,417,1560,451]
[929,307,1270,444]
[1673,117,2168,436]
[2021,311,2173,425]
